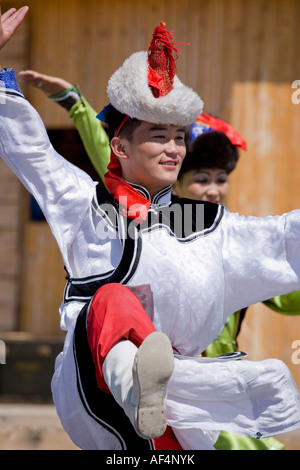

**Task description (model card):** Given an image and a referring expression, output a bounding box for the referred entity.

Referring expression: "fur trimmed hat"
[105,23,203,126]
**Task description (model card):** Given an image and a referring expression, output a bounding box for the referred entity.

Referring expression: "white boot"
[103,332,174,439]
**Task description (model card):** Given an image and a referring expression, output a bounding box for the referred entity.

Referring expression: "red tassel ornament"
[148,22,186,98]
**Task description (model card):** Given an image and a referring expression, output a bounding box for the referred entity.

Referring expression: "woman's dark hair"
[179,128,240,177]
[105,105,141,142]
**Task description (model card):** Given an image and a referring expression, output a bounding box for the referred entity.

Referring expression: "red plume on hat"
[148,22,182,98]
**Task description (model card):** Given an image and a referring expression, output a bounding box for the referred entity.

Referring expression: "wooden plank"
[0,250,20,277]
[0,230,19,253]
[238,303,300,394]
[0,279,19,331]
[0,205,20,230]
[0,159,21,179]
[20,223,66,337]
[228,82,300,215]
[228,80,300,391]
[0,180,22,204]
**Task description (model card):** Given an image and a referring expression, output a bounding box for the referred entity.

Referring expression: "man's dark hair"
[105,105,141,142]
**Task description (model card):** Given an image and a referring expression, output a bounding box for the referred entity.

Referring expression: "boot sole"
[132,332,174,439]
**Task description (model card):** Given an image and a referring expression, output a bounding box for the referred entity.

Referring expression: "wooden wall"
[0,159,22,331]
[0,8,29,331]
[1,0,300,386]
[228,81,300,388]
[17,0,300,127]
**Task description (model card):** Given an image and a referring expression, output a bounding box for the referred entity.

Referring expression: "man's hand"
[19,70,73,96]
[0,6,29,50]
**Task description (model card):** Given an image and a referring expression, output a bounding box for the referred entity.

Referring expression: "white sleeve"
[0,72,97,254]
[221,208,300,316]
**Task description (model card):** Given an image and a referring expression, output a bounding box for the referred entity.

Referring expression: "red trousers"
[86,283,182,450]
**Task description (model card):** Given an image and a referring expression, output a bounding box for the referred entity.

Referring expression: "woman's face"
[173,168,229,205]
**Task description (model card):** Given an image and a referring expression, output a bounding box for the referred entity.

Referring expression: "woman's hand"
[0,6,29,51]
[19,70,73,96]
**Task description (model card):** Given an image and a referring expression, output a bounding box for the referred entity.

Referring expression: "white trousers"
[51,325,300,450]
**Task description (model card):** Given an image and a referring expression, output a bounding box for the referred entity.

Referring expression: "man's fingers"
[0,6,29,50]
[1,8,17,22]
[3,6,29,29]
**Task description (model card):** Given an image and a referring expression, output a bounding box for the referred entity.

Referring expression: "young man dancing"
[1,8,300,450]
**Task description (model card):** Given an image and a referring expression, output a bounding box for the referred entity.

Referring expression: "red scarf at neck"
[104,114,151,224]
[104,151,151,224]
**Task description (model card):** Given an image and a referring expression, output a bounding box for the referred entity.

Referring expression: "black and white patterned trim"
[64,200,223,302]
[140,200,224,242]
[152,185,172,205]
[124,181,172,207]
[128,182,151,200]
[64,220,142,303]
[73,303,155,450]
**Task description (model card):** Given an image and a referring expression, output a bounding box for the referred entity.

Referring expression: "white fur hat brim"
[107,51,203,126]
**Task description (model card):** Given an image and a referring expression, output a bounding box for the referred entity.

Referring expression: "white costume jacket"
[0,70,300,450]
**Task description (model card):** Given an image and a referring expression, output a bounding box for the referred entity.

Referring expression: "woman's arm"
[69,97,110,183]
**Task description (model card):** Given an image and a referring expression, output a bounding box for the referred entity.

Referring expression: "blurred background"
[0,0,300,449]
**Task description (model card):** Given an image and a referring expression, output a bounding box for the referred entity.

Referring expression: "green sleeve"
[204,291,300,359]
[69,97,110,185]
[202,311,240,357]
[263,290,300,315]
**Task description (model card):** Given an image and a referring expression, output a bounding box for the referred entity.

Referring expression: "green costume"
[53,87,300,450]
[69,96,110,183]
[207,296,300,450]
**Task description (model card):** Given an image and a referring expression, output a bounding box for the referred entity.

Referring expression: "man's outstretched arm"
[19,69,111,184]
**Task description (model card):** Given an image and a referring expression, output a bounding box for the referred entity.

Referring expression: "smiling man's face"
[113,121,186,198]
